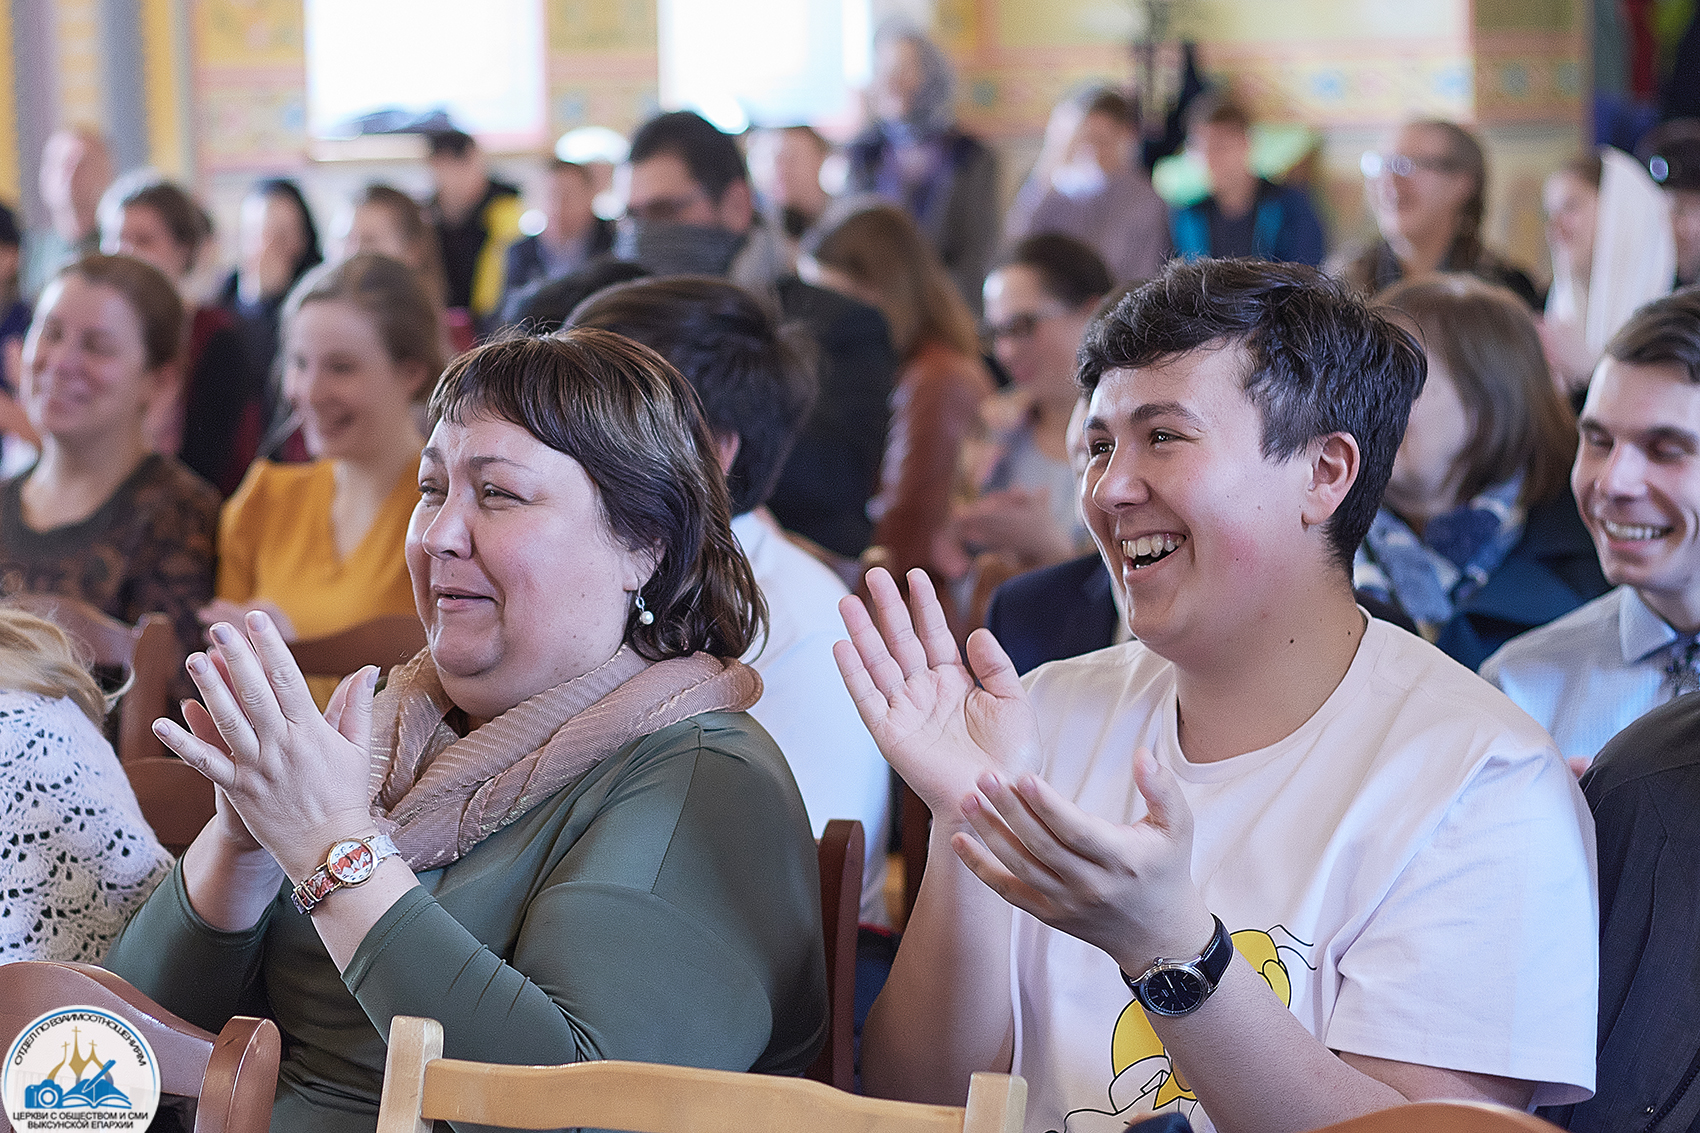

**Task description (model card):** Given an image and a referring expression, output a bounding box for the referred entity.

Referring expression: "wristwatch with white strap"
[290,832,400,914]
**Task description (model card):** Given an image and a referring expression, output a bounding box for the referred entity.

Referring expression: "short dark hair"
[1079,259,1426,570]
[627,111,748,203]
[1000,232,1113,307]
[425,129,476,159]
[428,330,765,661]
[1082,88,1136,129]
[251,177,324,283]
[508,256,652,334]
[115,178,213,262]
[1378,274,1576,509]
[1606,286,1700,383]
[1186,89,1252,134]
[569,276,817,515]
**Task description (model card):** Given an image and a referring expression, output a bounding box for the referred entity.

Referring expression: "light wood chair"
[288,614,426,679]
[1307,1102,1565,1132]
[12,595,214,855]
[0,961,280,1133]
[376,1015,1026,1133]
[807,818,864,1092]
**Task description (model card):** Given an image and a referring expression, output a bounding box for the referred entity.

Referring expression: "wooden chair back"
[1307,1102,1564,1132]
[807,818,863,1092]
[11,596,213,855]
[376,1015,1026,1133]
[121,756,220,856]
[13,595,175,763]
[288,615,426,679]
[0,961,280,1133]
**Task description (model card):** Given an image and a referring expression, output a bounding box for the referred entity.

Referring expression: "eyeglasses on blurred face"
[1360,151,1463,180]
[983,305,1068,344]
[623,191,710,226]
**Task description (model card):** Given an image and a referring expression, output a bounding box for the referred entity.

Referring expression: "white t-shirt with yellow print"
[1010,619,1598,1133]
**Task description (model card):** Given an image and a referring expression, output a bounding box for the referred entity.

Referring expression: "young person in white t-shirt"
[835,259,1598,1133]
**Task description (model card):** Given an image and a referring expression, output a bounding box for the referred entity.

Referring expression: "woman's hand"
[953,487,1074,566]
[154,611,378,881]
[198,598,298,642]
[834,567,1041,826]
[179,693,265,854]
[1537,316,1599,395]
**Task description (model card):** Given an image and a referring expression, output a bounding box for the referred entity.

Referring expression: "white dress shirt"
[733,508,892,924]
[1481,585,1697,761]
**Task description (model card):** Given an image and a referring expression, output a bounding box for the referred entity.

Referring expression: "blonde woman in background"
[0,605,171,962]
[201,254,438,709]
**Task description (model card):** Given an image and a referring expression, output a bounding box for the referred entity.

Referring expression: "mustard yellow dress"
[217,460,419,708]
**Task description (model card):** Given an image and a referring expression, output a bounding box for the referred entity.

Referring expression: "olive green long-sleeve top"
[105,712,829,1133]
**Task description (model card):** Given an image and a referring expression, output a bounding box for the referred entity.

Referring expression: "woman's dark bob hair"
[426,329,766,662]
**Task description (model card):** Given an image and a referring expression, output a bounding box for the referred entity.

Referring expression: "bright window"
[304,0,546,148]
[658,0,871,133]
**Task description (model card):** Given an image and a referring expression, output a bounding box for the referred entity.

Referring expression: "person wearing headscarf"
[1541,148,1675,396]
[845,20,999,314]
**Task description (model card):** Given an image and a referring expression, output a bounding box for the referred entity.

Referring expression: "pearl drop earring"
[634,593,655,626]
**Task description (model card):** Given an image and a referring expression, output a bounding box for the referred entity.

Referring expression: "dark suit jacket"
[1540,697,1700,1133]
[765,277,898,559]
[985,553,1119,676]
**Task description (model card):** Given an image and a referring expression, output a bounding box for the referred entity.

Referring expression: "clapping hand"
[198,598,298,642]
[954,752,1214,972]
[833,566,1041,825]
[153,611,379,881]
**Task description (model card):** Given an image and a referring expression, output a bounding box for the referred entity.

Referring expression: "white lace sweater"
[0,690,173,963]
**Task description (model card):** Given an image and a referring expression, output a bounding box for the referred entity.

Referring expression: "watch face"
[325,839,378,886]
[1141,965,1207,1016]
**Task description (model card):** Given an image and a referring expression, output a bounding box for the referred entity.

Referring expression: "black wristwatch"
[1121,915,1233,1017]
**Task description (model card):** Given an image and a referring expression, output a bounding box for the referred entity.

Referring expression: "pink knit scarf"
[365,646,761,870]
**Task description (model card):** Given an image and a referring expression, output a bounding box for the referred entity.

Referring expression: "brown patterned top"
[0,454,219,700]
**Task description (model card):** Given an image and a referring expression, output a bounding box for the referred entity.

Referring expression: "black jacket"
[764,277,897,559]
[1542,694,1700,1133]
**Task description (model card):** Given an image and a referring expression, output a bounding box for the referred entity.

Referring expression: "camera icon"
[25,1080,64,1108]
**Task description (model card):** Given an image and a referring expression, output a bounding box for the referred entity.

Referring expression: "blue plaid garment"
[1353,474,1526,635]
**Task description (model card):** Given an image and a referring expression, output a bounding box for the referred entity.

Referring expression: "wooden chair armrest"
[193,1016,281,1133]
